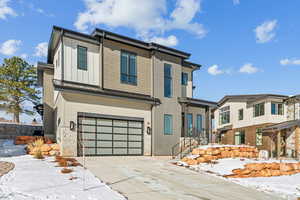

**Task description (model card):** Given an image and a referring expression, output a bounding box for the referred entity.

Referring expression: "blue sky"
[0,0,299,123]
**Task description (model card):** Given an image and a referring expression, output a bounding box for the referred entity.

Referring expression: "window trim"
[164,114,173,135]
[164,63,172,98]
[219,106,230,125]
[181,72,188,86]
[120,50,137,85]
[238,109,244,121]
[253,102,265,117]
[196,114,203,132]
[271,102,284,115]
[77,45,88,71]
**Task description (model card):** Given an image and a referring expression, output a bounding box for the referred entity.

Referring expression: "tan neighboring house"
[37,26,217,157]
[213,94,300,159]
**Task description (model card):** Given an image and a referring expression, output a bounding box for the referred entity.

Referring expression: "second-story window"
[238,109,244,120]
[219,106,230,125]
[121,51,137,85]
[77,46,87,70]
[181,72,188,85]
[164,63,172,97]
[271,102,284,115]
[254,102,265,117]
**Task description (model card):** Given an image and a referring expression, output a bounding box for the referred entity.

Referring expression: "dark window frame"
[253,102,265,117]
[164,63,172,98]
[256,128,263,146]
[238,109,244,120]
[120,50,137,85]
[181,72,188,85]
[271,102,284,115]
[219,106,230,125]
[164,114,173,135]
[77,45,88,71]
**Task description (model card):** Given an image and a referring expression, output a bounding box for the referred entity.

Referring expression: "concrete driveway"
[77,156,283,200]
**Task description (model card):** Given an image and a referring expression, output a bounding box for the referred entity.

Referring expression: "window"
[196,114,203,133]
[187,114,193,136]
[219,106,230,125]
[164,64,172,97]
[77,46,87,70]
[121,51,137,85]
[164,114,173,135]
[254,103,265,117]
[235,131,245,145]
[256,128,263,145]
[181,72,188,85]
[271,102,284,115]
[238,109,243,120]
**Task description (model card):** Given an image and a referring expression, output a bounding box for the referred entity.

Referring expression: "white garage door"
[77,115,143,156]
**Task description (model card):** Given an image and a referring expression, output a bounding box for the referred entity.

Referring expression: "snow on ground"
[0,141,126,200]
[0,139,26,157]
[189,158,300,200]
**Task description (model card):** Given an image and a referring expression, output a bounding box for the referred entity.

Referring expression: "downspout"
[101,33,105,89]
[61,30,64,81]
[151,50,155,156]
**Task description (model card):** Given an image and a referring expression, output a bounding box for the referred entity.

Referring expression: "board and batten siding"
[53,43,62,80]
[63,37,100,86]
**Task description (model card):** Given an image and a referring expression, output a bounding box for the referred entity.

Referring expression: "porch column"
[183,104,188,138]
[277,131,281,159]
[295,126,300,160]
[205,106,211,143]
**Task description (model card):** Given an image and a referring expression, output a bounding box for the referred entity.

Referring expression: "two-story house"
[214,94,300,159]
[37,26,217,157]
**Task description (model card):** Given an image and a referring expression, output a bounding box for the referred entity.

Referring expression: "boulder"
[41,144,51,152]
[51,144,60,151]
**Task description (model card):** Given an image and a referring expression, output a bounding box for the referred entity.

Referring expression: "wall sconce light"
[147,126,151,135]
[70,121,76,131]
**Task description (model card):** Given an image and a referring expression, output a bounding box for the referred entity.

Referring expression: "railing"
[171,128,209,159]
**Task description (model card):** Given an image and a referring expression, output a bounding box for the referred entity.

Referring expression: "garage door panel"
[97,119,112,126]
[129,121,142,128]
[114,134,127,140]
[80,118,96,125]
[129,149,142,155]
[129,142,142,148]
[80,125,96,132]
[83,140,96,147]
[113,127,127,134]
[113,148,127,155]
[96,148,113,155]
[113,141,127,148]
[128,135,142,141]
[129,128,142,135]
[114,120,127,127]
[97,141,112,147]
[98,126,112,133]
[97,133,112,140]
[84,148,96,155]
[82,133,95,140]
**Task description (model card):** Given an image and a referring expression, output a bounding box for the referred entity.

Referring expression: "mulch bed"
[0,161,15,177]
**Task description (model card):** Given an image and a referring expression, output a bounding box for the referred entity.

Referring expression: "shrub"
[34,150,44,159]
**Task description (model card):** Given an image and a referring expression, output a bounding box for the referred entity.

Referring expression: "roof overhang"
[217,125,233,132]
[263,120,300,132]
[178,97,217,108]
[53,79,161,105]
[37,62,54,86]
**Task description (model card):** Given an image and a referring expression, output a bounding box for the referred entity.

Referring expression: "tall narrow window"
[256,128,263,145]
[238,109,244,120]
[164,114,173,135]
[164,64,172,97]
[181,72,188,85]
[196,114,203,133]
[77,46,87,70]
[254,103,265,117]
[235,131,245,145]
[121,51,137,85]
[219,106,230,125]
[271,102,284,115]
[187,114,193,136]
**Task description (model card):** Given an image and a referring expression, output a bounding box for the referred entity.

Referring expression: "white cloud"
[74,0,206,45]
[150,35,178,47]
[254,20,277,43]
[239,63,259,74]
[0,39,21,56]
[34,42,48,57]
[0,0,17,20]
[233,0,240,5]
[208,65,224,75]
[280,58,300,66]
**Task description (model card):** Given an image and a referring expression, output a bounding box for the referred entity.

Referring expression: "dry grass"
[34,150,44,159]
[61,168,73,174]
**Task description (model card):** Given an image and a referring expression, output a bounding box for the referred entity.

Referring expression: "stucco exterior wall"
[63,37,100,86]
[152,51,182,155]
[57,92,152,157]
[43,69,55,137]
[102,39,151,95]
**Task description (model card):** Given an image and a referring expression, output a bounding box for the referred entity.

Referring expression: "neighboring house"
[213,94,300,159]
[37,26,217,157]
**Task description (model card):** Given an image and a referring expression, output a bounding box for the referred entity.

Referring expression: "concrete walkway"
[78,156,284,200]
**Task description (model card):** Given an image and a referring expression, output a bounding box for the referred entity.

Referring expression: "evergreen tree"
[0,57,40,123]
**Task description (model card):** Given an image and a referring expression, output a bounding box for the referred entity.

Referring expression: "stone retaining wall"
[0,123,43,139]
